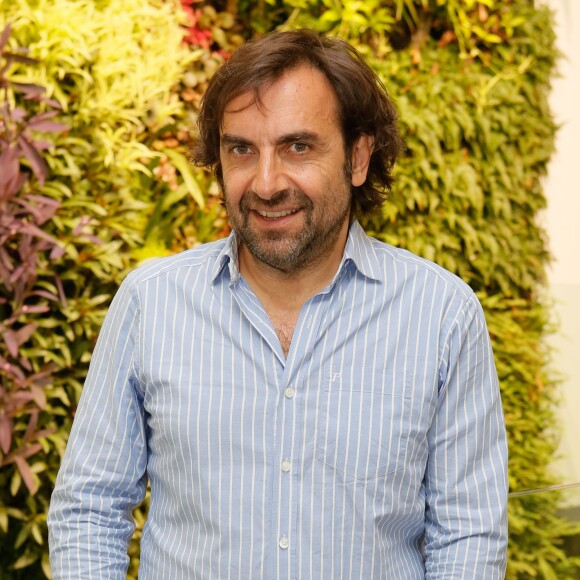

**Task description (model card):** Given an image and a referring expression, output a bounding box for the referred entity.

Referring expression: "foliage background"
[0,0,578,578]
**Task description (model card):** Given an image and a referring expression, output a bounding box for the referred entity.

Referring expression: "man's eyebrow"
[275,131,320,146]
[220,132,321,147]
[221,134,252,147]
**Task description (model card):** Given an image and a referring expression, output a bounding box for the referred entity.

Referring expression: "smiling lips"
[255,208,301,219]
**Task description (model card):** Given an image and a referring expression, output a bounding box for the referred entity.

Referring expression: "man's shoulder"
[123,237,229,289]
[367,235,475,302]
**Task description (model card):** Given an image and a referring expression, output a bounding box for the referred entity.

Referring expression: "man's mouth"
[255,209,300,219]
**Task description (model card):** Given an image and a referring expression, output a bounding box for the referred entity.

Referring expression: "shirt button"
[279,535,289,550]
[281,459,291,473]
[284,387,295,399]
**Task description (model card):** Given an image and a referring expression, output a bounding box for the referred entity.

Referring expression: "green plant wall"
[0,0,202,575]
[1,0,578,578]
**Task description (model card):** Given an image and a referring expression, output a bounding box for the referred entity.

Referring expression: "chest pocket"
[316,366,411,482]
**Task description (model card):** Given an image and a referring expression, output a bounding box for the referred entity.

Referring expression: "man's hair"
[192,28,403,215]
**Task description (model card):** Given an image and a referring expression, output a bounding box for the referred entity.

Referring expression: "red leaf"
[26,364,58,386]
[27,111,59,123]
[23,410,38,442]
[19,356,32,372]
[9,80,44,94]
[30,289,59,302]
[0,413,12,455]
[0,248,14,272]
[18,304,50,314]
[31,140,53,151]
[13,456,38,494]
[25,193,60,209]
[8,390,34,406]
[0,146,20,187]
[34,428,56,440]
[28,121,68,133]
[0,171,27,199]
[55,275,67,307]
[19,221,57,244]
[43,98,62,110]
[13,195,59,224]
[0,24,12,53]
[16,443,42,460]
[49,245,65,259]
[30,385,47,409]
[17,135,48,185]
[3,330,19,358]
[8,107,27,122]
[3,51,36,65]
[15,323,38,346]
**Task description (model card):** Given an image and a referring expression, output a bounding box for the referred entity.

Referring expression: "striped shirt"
[48,220,508,579]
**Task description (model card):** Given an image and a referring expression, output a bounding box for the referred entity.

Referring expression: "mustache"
[239,188,313,210]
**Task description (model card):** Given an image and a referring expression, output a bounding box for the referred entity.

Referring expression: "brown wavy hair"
[192,29,403,215]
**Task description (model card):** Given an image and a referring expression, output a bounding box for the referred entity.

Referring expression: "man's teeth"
[257,209,299,218]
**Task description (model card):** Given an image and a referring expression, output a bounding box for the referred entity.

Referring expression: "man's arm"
[423,293,508,578]
[48,277,148,579]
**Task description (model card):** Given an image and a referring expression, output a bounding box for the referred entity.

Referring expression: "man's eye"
[232,145,250,155]
[289,143,309,153]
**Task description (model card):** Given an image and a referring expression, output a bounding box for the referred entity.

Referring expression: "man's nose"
[252,152,286,200]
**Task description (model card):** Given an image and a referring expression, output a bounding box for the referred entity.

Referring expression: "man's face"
[219,65,371,274]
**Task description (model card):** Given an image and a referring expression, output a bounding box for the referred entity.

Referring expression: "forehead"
[221,65,341,135]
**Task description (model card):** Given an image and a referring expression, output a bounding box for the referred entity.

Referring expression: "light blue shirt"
[48,221,508,579]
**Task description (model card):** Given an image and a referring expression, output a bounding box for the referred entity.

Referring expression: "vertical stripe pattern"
[48,221,508,579]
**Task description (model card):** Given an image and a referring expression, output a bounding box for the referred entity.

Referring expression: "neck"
[238,225,349,315]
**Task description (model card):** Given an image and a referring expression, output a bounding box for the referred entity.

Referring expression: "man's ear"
[350,134,374,187]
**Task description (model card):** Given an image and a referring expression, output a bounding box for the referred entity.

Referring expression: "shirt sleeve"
[423,292,508,578]
[48,276,148,579]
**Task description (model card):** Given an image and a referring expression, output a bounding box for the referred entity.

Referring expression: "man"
[48,29,508,578]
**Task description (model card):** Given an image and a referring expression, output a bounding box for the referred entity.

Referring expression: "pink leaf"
[49,245,65,259]
[43,98,62,110]
[10,80,44,94]
[17,443,42,459]
[9,108,27,122]
[19,356,32,372]
[0,413,12,455]
[31,140,53,151]
[34,428,56,440]
[17,135,48,185]
[0,146,20,187]
[25,194,60,209]
[15,323,38,346]
[13,196,59,224]
[3,53,37,66]
[3,330,19,358]
[55,275,67,307]
[0,171,27,199]
[13,456,38,494]
[23,410,38,442]
[8,391,34,406]
[28,121,68,133]
[17,304,50,314]
[0,248,14,273]
[19,221,58,244]
[27,111,59,122]
[30,385,46,409]
[0,24,11,53]
[30,289,59,302]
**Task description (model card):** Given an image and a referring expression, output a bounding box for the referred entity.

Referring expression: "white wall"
[541,0,580,493]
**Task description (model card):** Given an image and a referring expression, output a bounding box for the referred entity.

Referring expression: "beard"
[224,185,352,274]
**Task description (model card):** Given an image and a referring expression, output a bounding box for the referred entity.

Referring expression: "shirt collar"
[340,220,383,282]
[210,220,383,286]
